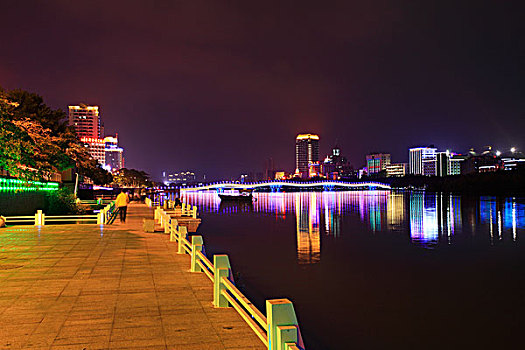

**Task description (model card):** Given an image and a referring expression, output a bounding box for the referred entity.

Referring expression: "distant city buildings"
[69,104,103,139]
[435,151,450,177]
[366,153,391,174]
[104,135,124,172]
[386,163,407,177]
[163,171,196,185]
[322,145,353,179]
[449,155,466,175]
[409,147,437,176]
[80,137,105,166]
[295,134,319,179]
[69,104,125,172]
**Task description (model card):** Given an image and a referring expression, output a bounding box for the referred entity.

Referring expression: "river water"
[178,191,525,350]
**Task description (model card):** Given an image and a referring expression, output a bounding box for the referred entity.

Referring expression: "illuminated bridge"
[180,180,391,192]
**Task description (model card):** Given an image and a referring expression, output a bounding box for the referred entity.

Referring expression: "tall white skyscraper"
[409,147,437,176]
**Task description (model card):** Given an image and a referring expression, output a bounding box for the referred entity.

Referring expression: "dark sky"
[1,1,523,180]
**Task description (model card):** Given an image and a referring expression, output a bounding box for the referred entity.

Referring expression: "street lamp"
[496,151,501,156]
[511,147,516,153]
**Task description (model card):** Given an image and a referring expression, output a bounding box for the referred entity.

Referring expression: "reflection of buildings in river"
[437,193,461,243]
[409,192,463,247]
[321,192,340,237]
[409,193,439,247]
[479,197,524,243]
[387,193,405,230]
[295,193,321,264]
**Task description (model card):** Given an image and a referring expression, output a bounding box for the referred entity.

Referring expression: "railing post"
[41,212,45,226]
[154,206,160,220]
[178,226,187,254]
[164,216,171,234]
[213,255,231,308]
[191,235,204,272]
[169,219,178,242]
[97,211,104,225]
[266,299,304,350]
[192,206,197,219]
[34,211,39,225]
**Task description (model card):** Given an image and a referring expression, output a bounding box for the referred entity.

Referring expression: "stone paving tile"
[0,203,265,350]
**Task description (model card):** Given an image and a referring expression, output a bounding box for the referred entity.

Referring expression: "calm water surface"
[178,191,525,350]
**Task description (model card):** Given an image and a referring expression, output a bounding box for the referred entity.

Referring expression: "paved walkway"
[0,203,265,350]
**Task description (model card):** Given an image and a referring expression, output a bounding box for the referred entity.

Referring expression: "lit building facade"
[449,155,466,175]
[296,134,319,178]
[322,145,353,179]
[366,153,391,174]
[69,104,103,138]
[163,171,196,185]
[81,137,105,166]
[436,152,450,177]
[386,163,407,177]
[409,147,437,176]
[104,136,124,172]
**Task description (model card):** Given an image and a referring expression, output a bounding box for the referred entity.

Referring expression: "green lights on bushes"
[0,177,59,192]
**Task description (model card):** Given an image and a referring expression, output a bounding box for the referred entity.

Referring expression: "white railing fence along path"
[4,201,118,226]
[155,206,305,350]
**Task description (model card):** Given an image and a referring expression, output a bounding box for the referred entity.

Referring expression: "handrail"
[156,205,305,350]
[221,291,269,346]
[221,276,267,328]
[196,260,214,282]
[3,200,117,226]
[196,250,213,271]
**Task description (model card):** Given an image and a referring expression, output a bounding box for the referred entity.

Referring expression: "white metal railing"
[4,201,118,226]
[155,206,305,350]
[145,197,160,208]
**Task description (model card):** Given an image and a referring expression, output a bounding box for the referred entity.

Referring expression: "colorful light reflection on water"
[174,191,525,261]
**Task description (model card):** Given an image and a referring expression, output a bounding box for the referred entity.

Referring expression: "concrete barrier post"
[41,212,45,226]
[34,211,39,225]
[213,255,231,308]
[178,226,187,254]
[191,235,204,272]
[266,299,304,350]
[192,207,197,219]
[169,220,178,242]
[164,216,171,233]
[97,211,104,225]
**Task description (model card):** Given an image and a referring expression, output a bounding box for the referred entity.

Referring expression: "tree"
[114,168,151,187]
[0,87,112,184]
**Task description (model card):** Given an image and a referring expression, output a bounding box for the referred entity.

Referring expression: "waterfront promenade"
[0,203,265,350]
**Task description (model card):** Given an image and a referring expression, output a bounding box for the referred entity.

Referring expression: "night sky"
[1,1,523,180]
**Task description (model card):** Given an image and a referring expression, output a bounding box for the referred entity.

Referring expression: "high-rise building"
[322,145,352,179]
[366,153,391,174]
[409,147,437,176]
[104,135,124,173]
[68,104,103,138]
[295,134,319,178]
[436,152,450,177]
[81,137,105,166]
[449,155,467,175]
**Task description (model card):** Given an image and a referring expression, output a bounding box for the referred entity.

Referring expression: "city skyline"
[0,1,523,180]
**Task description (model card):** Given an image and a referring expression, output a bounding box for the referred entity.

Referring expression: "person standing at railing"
[115,190,130,223]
